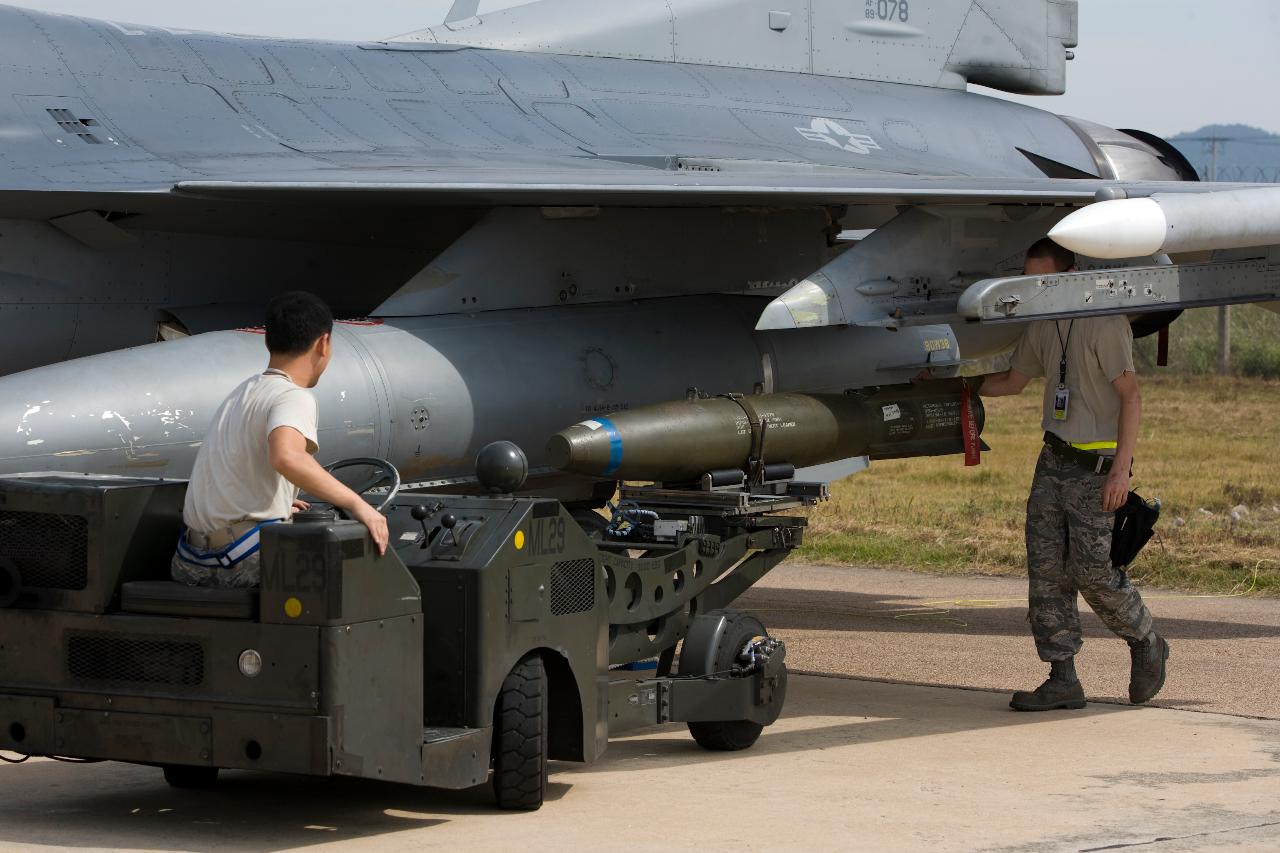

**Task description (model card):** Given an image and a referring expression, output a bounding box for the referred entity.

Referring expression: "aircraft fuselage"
[0,3,1102,373]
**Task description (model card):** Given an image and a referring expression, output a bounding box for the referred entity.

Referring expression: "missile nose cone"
[1049,197,1168,260]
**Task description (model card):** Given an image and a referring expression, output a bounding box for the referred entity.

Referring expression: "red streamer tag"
[960,378,981,467]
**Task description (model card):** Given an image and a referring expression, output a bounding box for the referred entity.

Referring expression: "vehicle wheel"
[680,610,787,752]
[491,653,548,810]
[162,765,219,789]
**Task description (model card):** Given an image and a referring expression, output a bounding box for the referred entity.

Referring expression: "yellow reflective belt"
[1070,440,1118,451]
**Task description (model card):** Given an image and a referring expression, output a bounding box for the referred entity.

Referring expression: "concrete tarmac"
[1,563,1278,852]
[741,563,1280,719]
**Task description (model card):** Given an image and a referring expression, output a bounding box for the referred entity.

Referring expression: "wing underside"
[61,174,1280,329]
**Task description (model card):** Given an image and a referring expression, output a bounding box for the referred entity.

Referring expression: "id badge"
[1052,386,1070,421]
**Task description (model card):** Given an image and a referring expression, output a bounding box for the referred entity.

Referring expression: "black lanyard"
[1055,320,1074,390]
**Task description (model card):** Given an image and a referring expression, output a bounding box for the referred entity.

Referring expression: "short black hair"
[1026,237,1076,273]
[264,291,334,356]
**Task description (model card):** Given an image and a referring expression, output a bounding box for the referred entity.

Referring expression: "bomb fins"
[547,380,984,483]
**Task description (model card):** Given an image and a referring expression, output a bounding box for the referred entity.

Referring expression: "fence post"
[1217,305,1232,375]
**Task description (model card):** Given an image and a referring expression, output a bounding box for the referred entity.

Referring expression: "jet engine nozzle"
[547,381,984,483]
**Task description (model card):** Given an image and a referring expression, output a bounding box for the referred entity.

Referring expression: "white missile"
[1049,187,1280,259]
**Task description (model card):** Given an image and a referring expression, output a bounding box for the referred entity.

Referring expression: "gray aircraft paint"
[1,0,1272,491]
[397,0,1078,96]
[0,2,1092,194]
[0,0,1099,376]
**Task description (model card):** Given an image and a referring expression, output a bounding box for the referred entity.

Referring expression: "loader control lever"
[411,504,432,540]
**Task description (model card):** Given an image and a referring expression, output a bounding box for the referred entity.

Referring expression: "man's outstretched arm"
[973,367,1033,398]
[268,427,390,555]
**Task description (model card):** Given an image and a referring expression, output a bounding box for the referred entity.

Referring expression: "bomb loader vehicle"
[0,451,805,809]
[0,380,984,808]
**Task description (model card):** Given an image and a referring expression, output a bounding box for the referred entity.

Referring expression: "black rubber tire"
[683,610,785,752]
[491,653,548,811]
[688,715,762,752]
[162,765,219,789]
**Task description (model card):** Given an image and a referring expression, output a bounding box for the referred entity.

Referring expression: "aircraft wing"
[170,172,1259,209]
[173,173,1279,332]
[6,169,1252,220]
[6,165,1276,335]
[171,172,1280,329]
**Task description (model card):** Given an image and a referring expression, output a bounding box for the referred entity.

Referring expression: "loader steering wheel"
[323,457,401,513]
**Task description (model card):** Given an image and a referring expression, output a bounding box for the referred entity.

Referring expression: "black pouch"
[1112,491,1160,568]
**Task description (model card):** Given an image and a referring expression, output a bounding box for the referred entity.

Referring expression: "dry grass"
[798,375,1280,595]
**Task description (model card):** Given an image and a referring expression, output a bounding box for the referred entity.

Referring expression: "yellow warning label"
[284,597,302,619]
[514,530,526,550]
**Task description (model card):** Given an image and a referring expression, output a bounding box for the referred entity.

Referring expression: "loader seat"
[121,581,258,620]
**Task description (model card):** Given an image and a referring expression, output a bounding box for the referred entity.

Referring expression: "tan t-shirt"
[1008,316,1135,444]
[183,370,319,534]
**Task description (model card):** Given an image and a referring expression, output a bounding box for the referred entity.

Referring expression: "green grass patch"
[1127,552,1280,596]
[800,374,1280,596]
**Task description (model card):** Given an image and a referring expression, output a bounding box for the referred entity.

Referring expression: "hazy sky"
[12,0,1280,136]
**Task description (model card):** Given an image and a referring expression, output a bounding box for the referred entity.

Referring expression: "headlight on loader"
[238,649,263,678]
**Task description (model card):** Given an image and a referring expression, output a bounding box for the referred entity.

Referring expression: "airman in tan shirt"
[974,237,1167,712]
[1008,315,1136,447]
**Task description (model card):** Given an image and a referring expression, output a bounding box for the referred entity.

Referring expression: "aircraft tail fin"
[394,0,1078,96]
[443,1,480,24]
[939,0,1080,95]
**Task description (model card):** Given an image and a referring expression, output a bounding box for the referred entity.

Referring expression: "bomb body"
[547,382,984,482]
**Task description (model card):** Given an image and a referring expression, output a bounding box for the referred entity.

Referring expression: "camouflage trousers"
[170,551,262,589]
[1025,446,1153,661]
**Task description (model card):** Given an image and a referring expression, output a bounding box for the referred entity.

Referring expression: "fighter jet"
[1,0,1276,495]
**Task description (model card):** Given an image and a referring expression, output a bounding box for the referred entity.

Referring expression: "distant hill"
[1166,124,1280,182]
